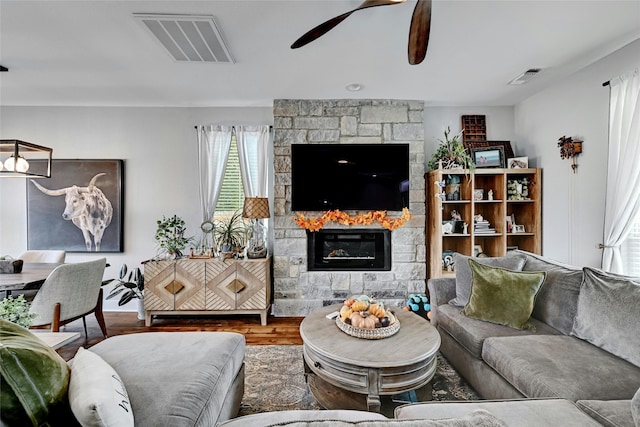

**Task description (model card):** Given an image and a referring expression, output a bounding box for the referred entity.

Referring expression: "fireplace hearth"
[307,229,391,271]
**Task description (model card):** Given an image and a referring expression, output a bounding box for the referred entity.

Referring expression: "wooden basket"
[335,316,400,340]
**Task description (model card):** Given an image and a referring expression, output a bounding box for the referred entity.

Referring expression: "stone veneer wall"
[272,99,426,316]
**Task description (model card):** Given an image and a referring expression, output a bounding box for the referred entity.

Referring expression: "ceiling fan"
[291,0,432,65]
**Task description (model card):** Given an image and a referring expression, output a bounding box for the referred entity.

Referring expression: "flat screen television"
[291,144,409,211]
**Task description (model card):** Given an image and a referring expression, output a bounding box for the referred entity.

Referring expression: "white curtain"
[235,125,271,197]
[196,125,233,221]
[602,69,640,273]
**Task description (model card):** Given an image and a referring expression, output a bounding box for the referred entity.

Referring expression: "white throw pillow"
[68,347,134,427]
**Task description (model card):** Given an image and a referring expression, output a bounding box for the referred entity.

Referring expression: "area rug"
[239,345,480,416]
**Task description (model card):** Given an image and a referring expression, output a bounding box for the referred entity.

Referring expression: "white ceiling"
[1,0,639,108]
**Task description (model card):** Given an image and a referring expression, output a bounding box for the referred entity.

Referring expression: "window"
[215,136,244,217]
[621,213,640,276]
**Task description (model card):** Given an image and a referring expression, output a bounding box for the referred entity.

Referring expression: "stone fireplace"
[272,99,426,316]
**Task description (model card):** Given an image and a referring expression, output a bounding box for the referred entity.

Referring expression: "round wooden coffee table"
[300,304,440,414]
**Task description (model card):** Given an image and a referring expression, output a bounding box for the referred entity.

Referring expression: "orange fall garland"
[293,208,412,232]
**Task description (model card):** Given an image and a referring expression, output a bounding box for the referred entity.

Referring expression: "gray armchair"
[29,258,108,337]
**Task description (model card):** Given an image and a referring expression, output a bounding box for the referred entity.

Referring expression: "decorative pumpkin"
[344,298,356,307]
[340,308,353,322]
[369,303,386,318]
[351,300,369,312]
[350,312,379,329]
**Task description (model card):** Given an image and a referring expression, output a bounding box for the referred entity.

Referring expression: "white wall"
[514,39,640,266]
[0,106,272,310]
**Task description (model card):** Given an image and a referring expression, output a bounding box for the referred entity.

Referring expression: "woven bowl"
[335,316,400,340]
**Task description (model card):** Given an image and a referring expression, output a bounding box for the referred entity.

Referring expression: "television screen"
[291,144,409,211]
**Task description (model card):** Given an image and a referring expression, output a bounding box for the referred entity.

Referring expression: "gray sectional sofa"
[426,250,640,426]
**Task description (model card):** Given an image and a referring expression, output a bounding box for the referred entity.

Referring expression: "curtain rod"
[193,125,273,130]
[602,80,610,87]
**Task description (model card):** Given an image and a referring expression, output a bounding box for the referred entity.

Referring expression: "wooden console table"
[143,257,271,326]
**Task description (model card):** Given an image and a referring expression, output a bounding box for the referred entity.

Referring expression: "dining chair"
[29,258,108,338]
[5,251,67,300]
[18,250,66,263]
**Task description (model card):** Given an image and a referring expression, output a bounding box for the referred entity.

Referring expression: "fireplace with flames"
[307,229,391,271]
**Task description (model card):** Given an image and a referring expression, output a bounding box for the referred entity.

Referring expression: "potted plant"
[155,215,192,258]
[0,295,36,328]
[428,126,475,171]
[106,264,145,320]
[214,210,249,257]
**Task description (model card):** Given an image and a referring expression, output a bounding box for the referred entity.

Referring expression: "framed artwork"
[27,159,124,252]
[508,156,529,169]
[471,146,506,168]
[486,141,514,159]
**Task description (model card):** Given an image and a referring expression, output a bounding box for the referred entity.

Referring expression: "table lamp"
[242,197,270,258]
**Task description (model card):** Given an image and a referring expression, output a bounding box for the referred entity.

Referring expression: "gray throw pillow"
[449,252,527,307]
[571,267,640,368]
[516,249,584,335]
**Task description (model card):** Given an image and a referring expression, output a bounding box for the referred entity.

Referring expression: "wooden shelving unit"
[426,168,542,278]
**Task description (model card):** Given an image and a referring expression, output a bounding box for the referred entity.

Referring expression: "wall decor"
[461,115,486,144]
[27,159,124,252]
[470,146,505,168]
[557,136,583,173]
[508,157,529,169]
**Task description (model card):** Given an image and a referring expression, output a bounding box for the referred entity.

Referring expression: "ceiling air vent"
[508,68,542,85]
[134,14,234,63]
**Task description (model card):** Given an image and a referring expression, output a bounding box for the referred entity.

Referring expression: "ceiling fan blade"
[408,0,432,65]
[291,0,407,49]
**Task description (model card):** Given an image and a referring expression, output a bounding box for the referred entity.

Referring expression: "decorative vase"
[137,298,145,321]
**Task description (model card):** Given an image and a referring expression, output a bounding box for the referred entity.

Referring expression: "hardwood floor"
[55,311,304,361]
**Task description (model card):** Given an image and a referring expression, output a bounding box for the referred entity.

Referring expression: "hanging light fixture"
[0,140,53,178]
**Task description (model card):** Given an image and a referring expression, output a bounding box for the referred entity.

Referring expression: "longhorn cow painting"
[27,159,124,252]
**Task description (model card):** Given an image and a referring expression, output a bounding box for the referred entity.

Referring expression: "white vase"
[137,298,145,321]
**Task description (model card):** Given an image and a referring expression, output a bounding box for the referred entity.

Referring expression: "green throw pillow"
[0,319,71,426]
[461,259,546,330]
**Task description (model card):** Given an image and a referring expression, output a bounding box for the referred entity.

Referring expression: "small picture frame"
[471,146,506,168]
[513,224,526,233]
[473,189,484,201]
[508,157,529,169]
[473,245,484,257]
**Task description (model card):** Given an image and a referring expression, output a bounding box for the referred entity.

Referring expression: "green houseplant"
[214,210,249,255]
[155,215,192,258]
[106,264,145,320]
[0,295,36,328]
[428,126,475,171]
[106,264,144,306]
